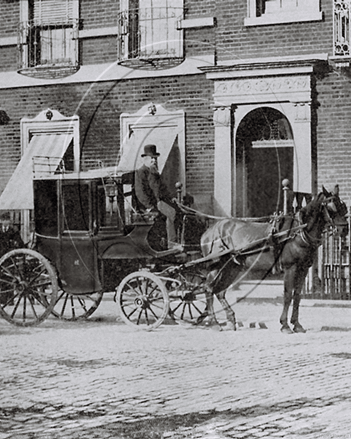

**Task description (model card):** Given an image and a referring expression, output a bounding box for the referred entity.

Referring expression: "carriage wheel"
[116,271,169,330]
[49,290,103,320]
[0,249,58,327]
[167,268,208,325]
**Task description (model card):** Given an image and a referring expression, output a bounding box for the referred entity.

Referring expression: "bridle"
[299,195,347,246]
[321,195,348,235]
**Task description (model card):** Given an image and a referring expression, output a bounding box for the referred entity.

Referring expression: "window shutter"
[33,0,73,24]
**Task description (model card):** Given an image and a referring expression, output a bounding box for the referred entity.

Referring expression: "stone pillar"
[213,105,232,216]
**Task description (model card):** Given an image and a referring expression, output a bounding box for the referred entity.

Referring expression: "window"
[62,182,90,231]
[33,180,58,236]
[18,0,79,77]
[118,0,184,69]
[245,0,322,25]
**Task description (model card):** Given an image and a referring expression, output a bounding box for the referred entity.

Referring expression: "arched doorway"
[235,107,294,218]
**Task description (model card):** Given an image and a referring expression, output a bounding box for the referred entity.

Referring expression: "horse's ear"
[332,184,340,196]
[322,186,330,197]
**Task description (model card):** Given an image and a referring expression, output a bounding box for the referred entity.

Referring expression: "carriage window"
[62,182,90,231]
[34,180,58,236]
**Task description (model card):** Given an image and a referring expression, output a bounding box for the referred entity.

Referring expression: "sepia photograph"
[0,0,350,438]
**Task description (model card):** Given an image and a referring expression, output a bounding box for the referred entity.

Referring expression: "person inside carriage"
[134,144,182,251]
[0,212,24,256]
[0,212,24,304]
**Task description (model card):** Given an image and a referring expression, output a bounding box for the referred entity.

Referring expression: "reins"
[176,202,271,222]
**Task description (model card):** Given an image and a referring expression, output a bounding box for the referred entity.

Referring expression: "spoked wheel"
[0,249,58,327]
[167,268,208,325]
[50,290,103,320]
[116,271,169,330]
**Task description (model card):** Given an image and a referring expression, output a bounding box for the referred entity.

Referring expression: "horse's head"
[322,185,349,238]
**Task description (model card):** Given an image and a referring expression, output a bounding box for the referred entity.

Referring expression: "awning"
[0,133,73,210]
[117,127,178,174]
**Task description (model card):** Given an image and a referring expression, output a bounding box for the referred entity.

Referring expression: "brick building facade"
[0,0,350,226]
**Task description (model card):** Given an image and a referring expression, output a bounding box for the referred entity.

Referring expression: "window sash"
[253,0,319,17]
[119,0,183,59]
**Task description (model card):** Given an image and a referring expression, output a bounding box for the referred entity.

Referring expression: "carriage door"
[235,107,294,218]
[60,180,101,294]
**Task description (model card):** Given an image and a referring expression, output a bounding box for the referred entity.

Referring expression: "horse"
[199,185,349,333]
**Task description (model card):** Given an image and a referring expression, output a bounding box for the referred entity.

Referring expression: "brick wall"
[185,0,215,16]
[80,0,119,29]
[0,46,17,72]
[316,69,351,201]
[80,37,118,65]
[0,0,19,37]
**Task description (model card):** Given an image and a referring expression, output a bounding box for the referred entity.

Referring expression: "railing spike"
[292,195,298,213]
[302,196,307,208]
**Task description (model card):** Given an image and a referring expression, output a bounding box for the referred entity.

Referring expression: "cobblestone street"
[1,292,351,438]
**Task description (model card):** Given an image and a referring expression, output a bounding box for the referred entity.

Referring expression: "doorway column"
[213,105,232,216]
[291,101,312,193]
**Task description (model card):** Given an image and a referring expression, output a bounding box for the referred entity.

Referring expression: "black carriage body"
[33,173,157,295]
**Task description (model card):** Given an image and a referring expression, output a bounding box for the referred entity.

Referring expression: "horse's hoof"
[207,322,222,331]
[281,325,293,334]
[212,323,223,332]
[225,321,236,331]
[293,325,306,333]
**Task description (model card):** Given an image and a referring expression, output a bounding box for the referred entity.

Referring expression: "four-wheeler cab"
[33,166,205,298]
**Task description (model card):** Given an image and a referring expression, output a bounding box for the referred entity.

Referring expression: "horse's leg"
[280,266,295,334]
[201,268,222,331]
[290,265,309,333]
[211,258,241,330]
[215,289,236,330]
[204,288,222,331]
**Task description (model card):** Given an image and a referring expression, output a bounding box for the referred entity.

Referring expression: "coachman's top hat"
[141,144,160,157]
[0,212,10,221]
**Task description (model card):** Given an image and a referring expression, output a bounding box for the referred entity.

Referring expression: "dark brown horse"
[200,185,349,333]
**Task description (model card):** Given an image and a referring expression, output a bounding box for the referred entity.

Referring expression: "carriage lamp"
[175,182,183,203]
[105,179,118,217]
[148,104,157,115]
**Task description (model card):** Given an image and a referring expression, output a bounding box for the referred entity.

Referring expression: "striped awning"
[0,133,73,210]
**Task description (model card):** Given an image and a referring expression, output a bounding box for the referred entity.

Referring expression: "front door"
[235,107,294,218]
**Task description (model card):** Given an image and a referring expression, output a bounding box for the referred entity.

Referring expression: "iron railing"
[334,0,351,56]
[303,213,351,300]
[18,19,79,78]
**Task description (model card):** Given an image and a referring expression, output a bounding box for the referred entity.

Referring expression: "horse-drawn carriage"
[0,159,210,328]
[0,158,348,333]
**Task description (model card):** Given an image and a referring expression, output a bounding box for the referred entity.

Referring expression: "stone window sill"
[244,10,323,26]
